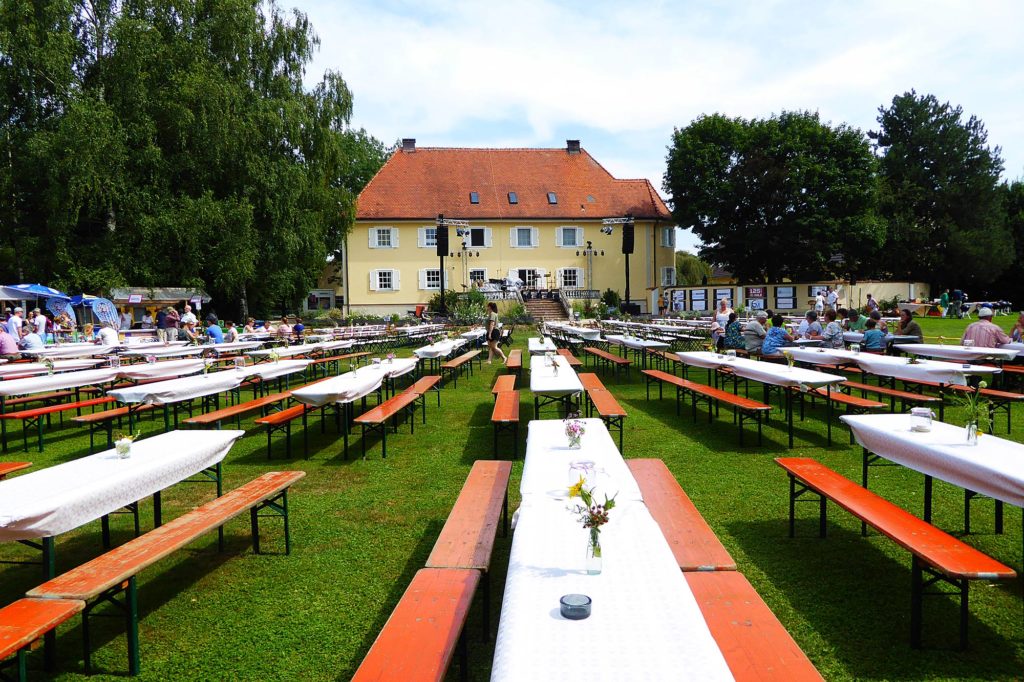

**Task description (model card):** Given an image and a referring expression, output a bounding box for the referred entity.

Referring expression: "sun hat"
[978,307,994,318]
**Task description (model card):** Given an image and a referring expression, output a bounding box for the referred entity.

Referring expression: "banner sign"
[128,294,142,303]
[90,297,120,330]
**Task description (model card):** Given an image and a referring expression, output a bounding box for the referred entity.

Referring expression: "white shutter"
[555,228,564,247]
[575,268,584,287]
[368,229,376,249]
[576,227,584,246]
[417,228,425,248]
[418,269,427,290]
[509,228,517,247]
[556,267,565,287]
[393,269,401,290]
[484,228,492,248]
[530,227,539,247]
[390,227,399,248]
[369,270,379,291]
[443,270,449,286]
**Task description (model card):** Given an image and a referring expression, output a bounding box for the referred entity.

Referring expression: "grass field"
[1,314,1023,680]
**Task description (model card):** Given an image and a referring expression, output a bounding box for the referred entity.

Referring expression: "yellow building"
[325,139,675,316]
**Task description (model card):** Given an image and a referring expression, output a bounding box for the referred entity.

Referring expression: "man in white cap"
[5,307,23,338]
[962,307,1010,348]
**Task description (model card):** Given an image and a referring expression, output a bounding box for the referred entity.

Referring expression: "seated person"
[821,309,845,349]
[181,321,201,344]
[276,316,292,340]
[801,311,823,339]
[0,326,19,360]
[292,318,305,341]
[96,322,119,346]
[845,309,867,331]
[243,318,257,333]
[710,320,725,350]
[723,313,745,350]
[962,307,1011,348]
[18,326,45,351]
[742,312,769,353]
[862,319,887,351]
[205,317,224,344]
[868,310,888,333]
[761,314,794,355]
[224,321,240,343]
[897,309,923,343]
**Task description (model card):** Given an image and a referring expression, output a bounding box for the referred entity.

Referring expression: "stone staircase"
[523,296,569,322]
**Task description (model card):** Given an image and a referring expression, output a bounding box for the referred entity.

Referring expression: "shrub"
[504,302,529,322]
[601,288,620,308]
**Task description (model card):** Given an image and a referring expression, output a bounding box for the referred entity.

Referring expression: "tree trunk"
[239,283,249,321]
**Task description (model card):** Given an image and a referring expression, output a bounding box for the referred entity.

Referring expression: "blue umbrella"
[0,283,71,300]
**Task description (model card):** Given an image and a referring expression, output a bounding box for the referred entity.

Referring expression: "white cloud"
[298,0,1024,192]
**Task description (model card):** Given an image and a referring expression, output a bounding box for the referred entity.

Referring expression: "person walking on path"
[485,302,506,364]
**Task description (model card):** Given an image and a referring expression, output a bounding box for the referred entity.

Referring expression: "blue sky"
[297,0,1024,253]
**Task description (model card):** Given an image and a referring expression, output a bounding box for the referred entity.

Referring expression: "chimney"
[566,139,581,154]
[402,138,416,153]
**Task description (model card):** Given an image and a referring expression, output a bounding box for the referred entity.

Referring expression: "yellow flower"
[568,475,586,499]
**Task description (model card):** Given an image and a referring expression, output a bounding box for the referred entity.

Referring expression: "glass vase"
[586,529,602,575]
[966,422,979,445]
[567,435,581,449]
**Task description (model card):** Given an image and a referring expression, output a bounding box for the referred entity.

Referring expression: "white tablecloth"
[552,324,602,341]
[0,368,121,398]
[245,359,312,381]
[247,340,354,359]
[0,359,103,378]
[851,353,999,386]
[107,372,244,405]
[460,328,487,341]
[413,338,466,359]
[894,343,1019,362]
[521,419,641,501]
[121,345,206,358]
[528,337,558,354]
[207,341,265,354]
[998,342,1024,353]
[530,355,583,396]
[676,352,846,388]
[0,429,244,541]
[22,344,118,359]
[291,359,417,407]
[118,359,206,381]
[605,334,669,351]
[842,414,1024,507]
[786,347,859,366]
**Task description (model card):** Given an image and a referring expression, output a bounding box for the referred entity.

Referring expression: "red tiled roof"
[356,146,672,221]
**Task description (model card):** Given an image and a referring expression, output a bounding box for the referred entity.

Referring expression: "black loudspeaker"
[436,226,449,256]
[621,223,634,254]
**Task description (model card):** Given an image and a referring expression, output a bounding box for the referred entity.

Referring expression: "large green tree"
[664,111,883,283]
[0,0,385,317]
[869,91,1010,287]
[674,250,711,286]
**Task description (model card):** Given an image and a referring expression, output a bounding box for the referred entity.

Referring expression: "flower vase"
[115,439,132,459]
[966,422,979,445]
[586,529,602,575]
[568,435,581,449]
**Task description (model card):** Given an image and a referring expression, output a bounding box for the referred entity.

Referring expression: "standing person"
[32,309,47,336]
[865,294,879,315]
[814,290,825,315]
[826,286,838,311]
[897,309,924,343]
[485,302,506,364]
[155,307,168,342]
[141,310,154,329]
[164,306,180,342]
[180,304,197,326]
[119,308,133,330]
[714,298,732,328]
[940,289,950,318]
[5,307,23,337]
[962,307,1011,348]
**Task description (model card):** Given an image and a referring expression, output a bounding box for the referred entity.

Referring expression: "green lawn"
[1,315,1023,680]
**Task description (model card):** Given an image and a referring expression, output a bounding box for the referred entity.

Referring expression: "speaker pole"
[624,253,631,312]
[437,214,447,317]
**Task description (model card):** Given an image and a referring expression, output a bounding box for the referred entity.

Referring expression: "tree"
[990,181,1024,303]
[674,250,710,286]
[665,111,883,283]
[869,91,1011,287]
[0,0,387,318]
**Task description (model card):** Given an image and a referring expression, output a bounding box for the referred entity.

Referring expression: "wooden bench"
[71,404,159,453]
[26,471,305,675]
[903,379,1024,429]
[305,351,372,378]
[642,370,771,445]
[254,404,312,460]
[407,374,443,410]
[794,386,886,445]
[627,459,736,571]
[841,380,943,412]
[1,396,115,452]
[353,390,421,459]
[775,457,1016,648]
[351,568,480,682]
[555,348,582,368]
[491,374,516,399]
[182,390,293,430]
[0,598,85,680]
[441,350,481,388]
[0,461,30,479]
[491,390,520,458]
[648,348,685,374]
[505,349,522,376]
[589,388,626,452]
[426,460,512,638]
[584,346,631,377]
[685,572,824,681]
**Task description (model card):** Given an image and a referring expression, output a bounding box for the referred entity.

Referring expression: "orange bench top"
[0,461,31,479]
[492,375,516,394]
[254,404,310,426]
[2,390,81,408]
[577,372,605,392]
[426,460,512,571]
[775,457,1016,581]
[589,388,626,418]
[0,598,86,660]
[556,348,582,367]
[72,403,157,424]
[409,375,442,393]
[28,471,306,601]
[186,392,292,425]
[351,568,480,682]
[685,572,823,682]
[804,387,886,410]
[584,347,631,364]
[646,371,771,411]
[841,381,942,402]
[642,368,684,385]
[354,391,420,424]
[505,349,523,367]
[441,350,481,368]
[491,391,519,423]
[0,395,114,420]
[628,459,735,571]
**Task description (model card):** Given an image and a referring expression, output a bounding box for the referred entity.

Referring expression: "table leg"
[923,474,933,523]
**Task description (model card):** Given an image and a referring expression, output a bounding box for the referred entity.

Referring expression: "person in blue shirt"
[204,317,224,344]
[761,314,794,355]
[862,318,886,351]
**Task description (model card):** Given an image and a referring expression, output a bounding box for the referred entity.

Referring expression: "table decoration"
[851,344,861,354]
[146,355,156,364]
[910,407,934,432]
[41,357,54,376]
[114,431,140,459]
[782,349,794,369]
[385,352,395,364]
[907,356,921,365]
[564,415,585,449]
[559,594,592,620]
[268,350,280,364]
[956,381,989,445]
[568,477,617,575]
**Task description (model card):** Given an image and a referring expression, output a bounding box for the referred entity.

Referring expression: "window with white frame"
[557,226,582,248]
[370,269,399,291]
[418,227,437,248]
[661,266,677,286]
[423,268,442,290]
[558,267,582,288]
[511,227,537,248]
[661,226,675,248]
[469,268,487,283]
[370,227,398,248]
[468,227,491,248]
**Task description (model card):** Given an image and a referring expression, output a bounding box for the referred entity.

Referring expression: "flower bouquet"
[386,352,395,364]
[41,357,54,376]
[268,350,281,364]
[114,431,141,459]
[568,476,617,575]
[955,380,990,445]
[782,350,794,369]
[564,414,585,448]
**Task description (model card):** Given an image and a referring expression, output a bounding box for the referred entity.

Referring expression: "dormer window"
[508,192,518,204]
[469,191,479,204]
